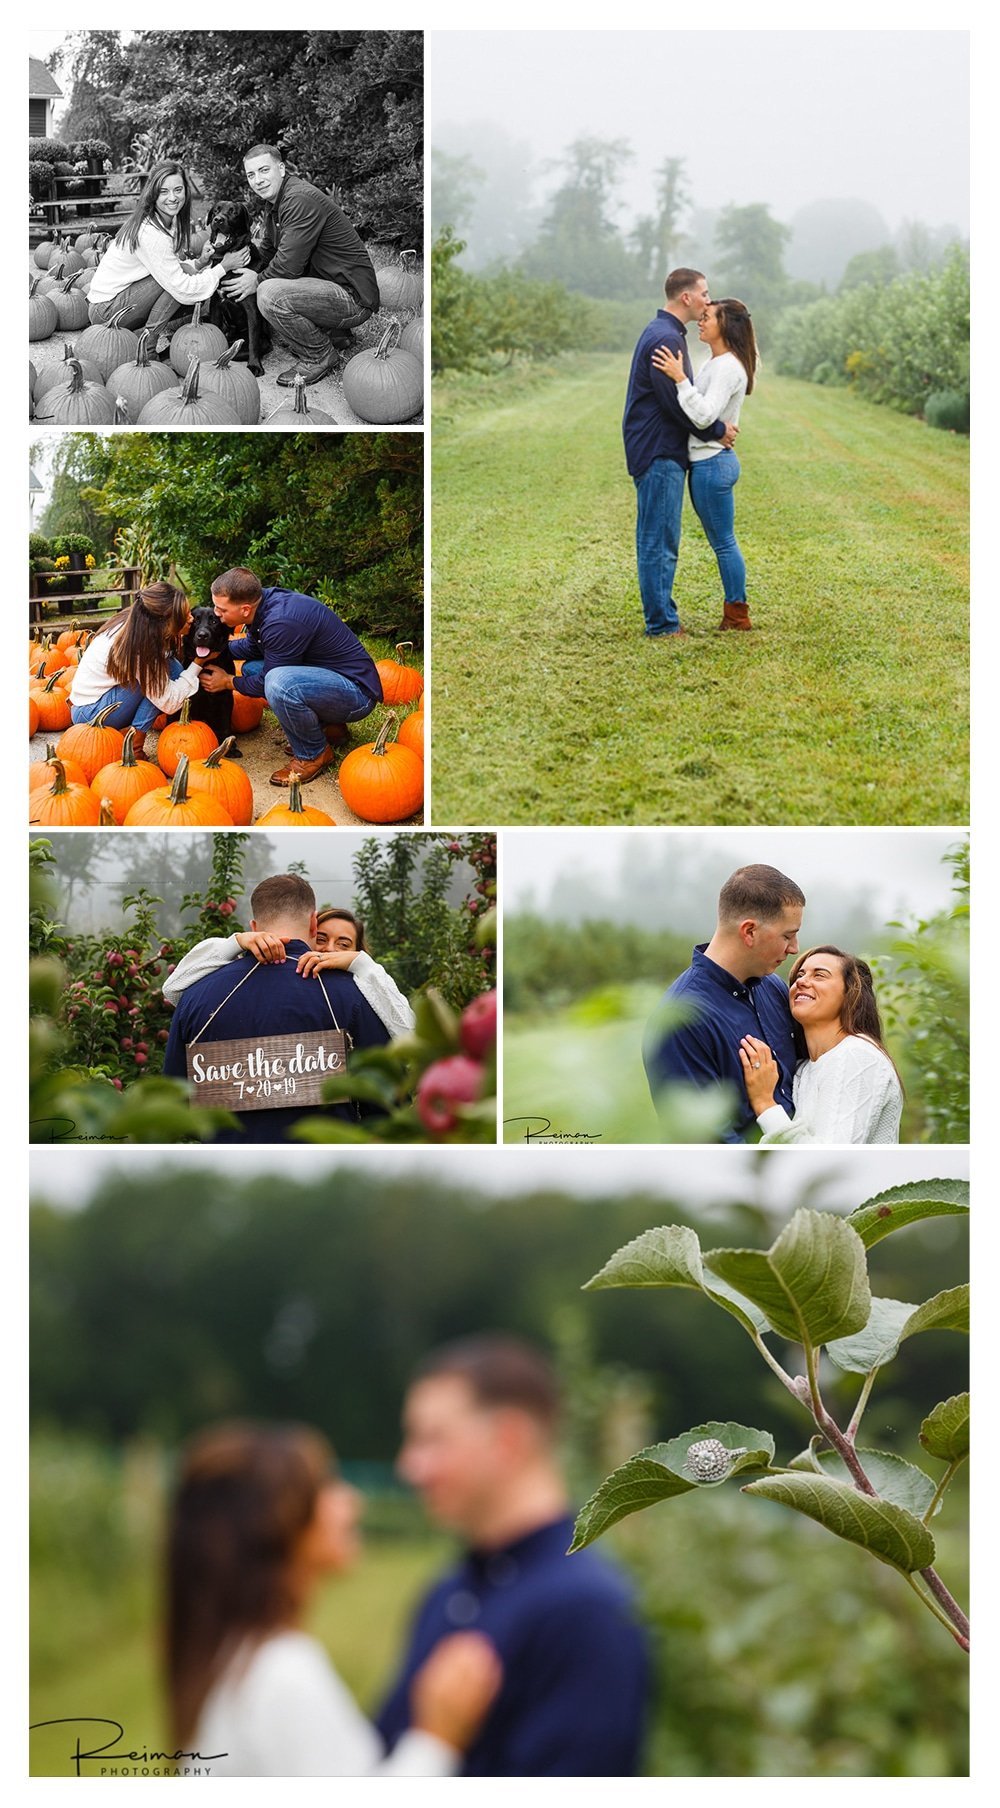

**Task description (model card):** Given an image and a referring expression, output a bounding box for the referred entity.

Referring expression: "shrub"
[924,389,969,434]
[29,534,53,561]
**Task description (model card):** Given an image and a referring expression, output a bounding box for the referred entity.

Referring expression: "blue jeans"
[70,660,184,731]
[256,278,374,364]
[689,451,746,603]
[239,661,377,760]
[634,457,686,635]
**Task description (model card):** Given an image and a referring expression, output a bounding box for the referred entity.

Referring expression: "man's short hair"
[718,864,806,925]
[665,267,706,301]
[211,567,262,604]
[250,874,316,926]
[243,143,283,163]
[413,1335,561,1433]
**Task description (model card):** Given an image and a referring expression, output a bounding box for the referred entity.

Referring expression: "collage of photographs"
[25,20,971,1790]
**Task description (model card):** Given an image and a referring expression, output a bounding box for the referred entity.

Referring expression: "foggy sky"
[431,30,969,235]
[503,828,962,924]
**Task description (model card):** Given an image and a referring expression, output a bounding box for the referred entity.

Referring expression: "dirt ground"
[29,245,423,426]
[29,708,424,828]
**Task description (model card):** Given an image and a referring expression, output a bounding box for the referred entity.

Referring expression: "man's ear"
[738,917,757,948]
[249,918,258,932]
[308,911,319,941]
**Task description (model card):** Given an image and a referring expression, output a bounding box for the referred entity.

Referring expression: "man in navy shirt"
[200,565,382,786]
[163,874,390,1143]
[623,267,737,637]
[643,863,805,1143]
[377,1336,648,1776]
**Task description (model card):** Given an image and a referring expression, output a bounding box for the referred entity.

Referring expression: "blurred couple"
[166,1337,648,1776]
[643,863,904,1144]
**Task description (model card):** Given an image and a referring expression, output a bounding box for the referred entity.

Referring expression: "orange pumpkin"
[185,737,254,825]
[396,711,424,761]
[337,716,423,823]
[255,774,336,827]
[30,744,89,793]
[56,626,88,653]
[28,646,70,679]
[56,707,126,783]
[29,758,102,827]
[123,754,235,827]
[29,696,39,739]
[231,671,266,733]
[155,698,218,776]
[374,641,424,706]
[29,672,74,735]
[90,728,166,824]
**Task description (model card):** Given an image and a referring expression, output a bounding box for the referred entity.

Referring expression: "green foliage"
[505,913,693,1014]
[873,843,969,1141]
[352,832,495,1004]
[924,390,969,434]
[713,202,792,346]
[29,533,53,560]
[519,136,646,301]
[572,1183,969,1652]
[51,30,422,241]
[47,432,423,642]
[772,248,969,414]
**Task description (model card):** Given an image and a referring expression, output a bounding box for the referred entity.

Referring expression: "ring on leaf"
[684,1438,748,1481]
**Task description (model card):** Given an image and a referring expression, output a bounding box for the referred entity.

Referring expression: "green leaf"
[582,1224,768,1335]
[827,1287,969,1374]
[789,1437,827,1473]
[569,1420,775,1552]
[743,1473,936,1574]
[848,1179,969,1249]
[920,1393,970,1463]
[705,1209,870,1347]
[811,1448,937,1519]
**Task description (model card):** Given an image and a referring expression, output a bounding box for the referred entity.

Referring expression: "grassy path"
[430,360,968,824]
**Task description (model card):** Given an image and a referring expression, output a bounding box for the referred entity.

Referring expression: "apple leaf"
[582,1223,768,1335]
[743,1472,935,1574]
[569,1421,774,1552]
[810,1447,937,1518]
[920,1393,970,1464]
[827,1287,969,1374]
[848,1179,969,1249]
[704,1209,870,1347]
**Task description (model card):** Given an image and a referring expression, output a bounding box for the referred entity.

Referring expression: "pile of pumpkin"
[29,241,423,426]
[29,631,424,828]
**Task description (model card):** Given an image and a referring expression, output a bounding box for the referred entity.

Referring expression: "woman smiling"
[739,945,903,1144]
[87,160,241,333]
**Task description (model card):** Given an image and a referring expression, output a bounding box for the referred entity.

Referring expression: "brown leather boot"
[269,746,335,786]
[719,602,752,630]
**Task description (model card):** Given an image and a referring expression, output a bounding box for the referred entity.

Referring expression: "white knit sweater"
[194,1631,457,1778]
[69,622,202,713]
[87,218,224,308]
[757,1035,902,1145]
[675,350,748,462]
[163,938,416,1038]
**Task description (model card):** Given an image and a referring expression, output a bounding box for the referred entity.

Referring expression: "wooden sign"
[186,1031,348,1112]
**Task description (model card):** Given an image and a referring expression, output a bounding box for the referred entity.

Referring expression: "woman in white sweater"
[87,161,235,332]
[69,581,203,756]
[167,1421,501,1776]
[651,298,758,629]
[164,906,416,1040]
[739,945,903,1144]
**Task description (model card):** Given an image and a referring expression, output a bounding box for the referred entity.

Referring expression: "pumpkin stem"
[48,759,70,798]
[400,249,417,270]
[120,728,139,767]
[394,641,414,661]
[135,329,153,367]
[375,320,402,359]
[204,737,236,767]
[370,713,399,758]
[109,307,130,330]
[181,358,203,401]
[293,373,309,414]
[286,774,305,813]
[94,706,121,729]
[218,341,243,367]
[169,754,192,805]
[98,798,117,826]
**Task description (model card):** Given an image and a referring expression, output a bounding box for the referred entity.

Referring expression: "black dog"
[200,201,272,376]
[182,606,237,747]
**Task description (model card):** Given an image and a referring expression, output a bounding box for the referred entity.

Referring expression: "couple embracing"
[644,864,904,1144]
[624,267,756,636]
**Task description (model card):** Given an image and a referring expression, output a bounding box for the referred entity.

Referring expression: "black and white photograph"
[29,29,424,425]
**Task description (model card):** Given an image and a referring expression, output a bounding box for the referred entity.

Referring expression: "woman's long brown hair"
[164,1421,332,1747]
[713,298,759,395]
[95,582,191,698]
[789,945,903,1087]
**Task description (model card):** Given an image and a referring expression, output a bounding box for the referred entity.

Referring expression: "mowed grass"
[431,360,968,824]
